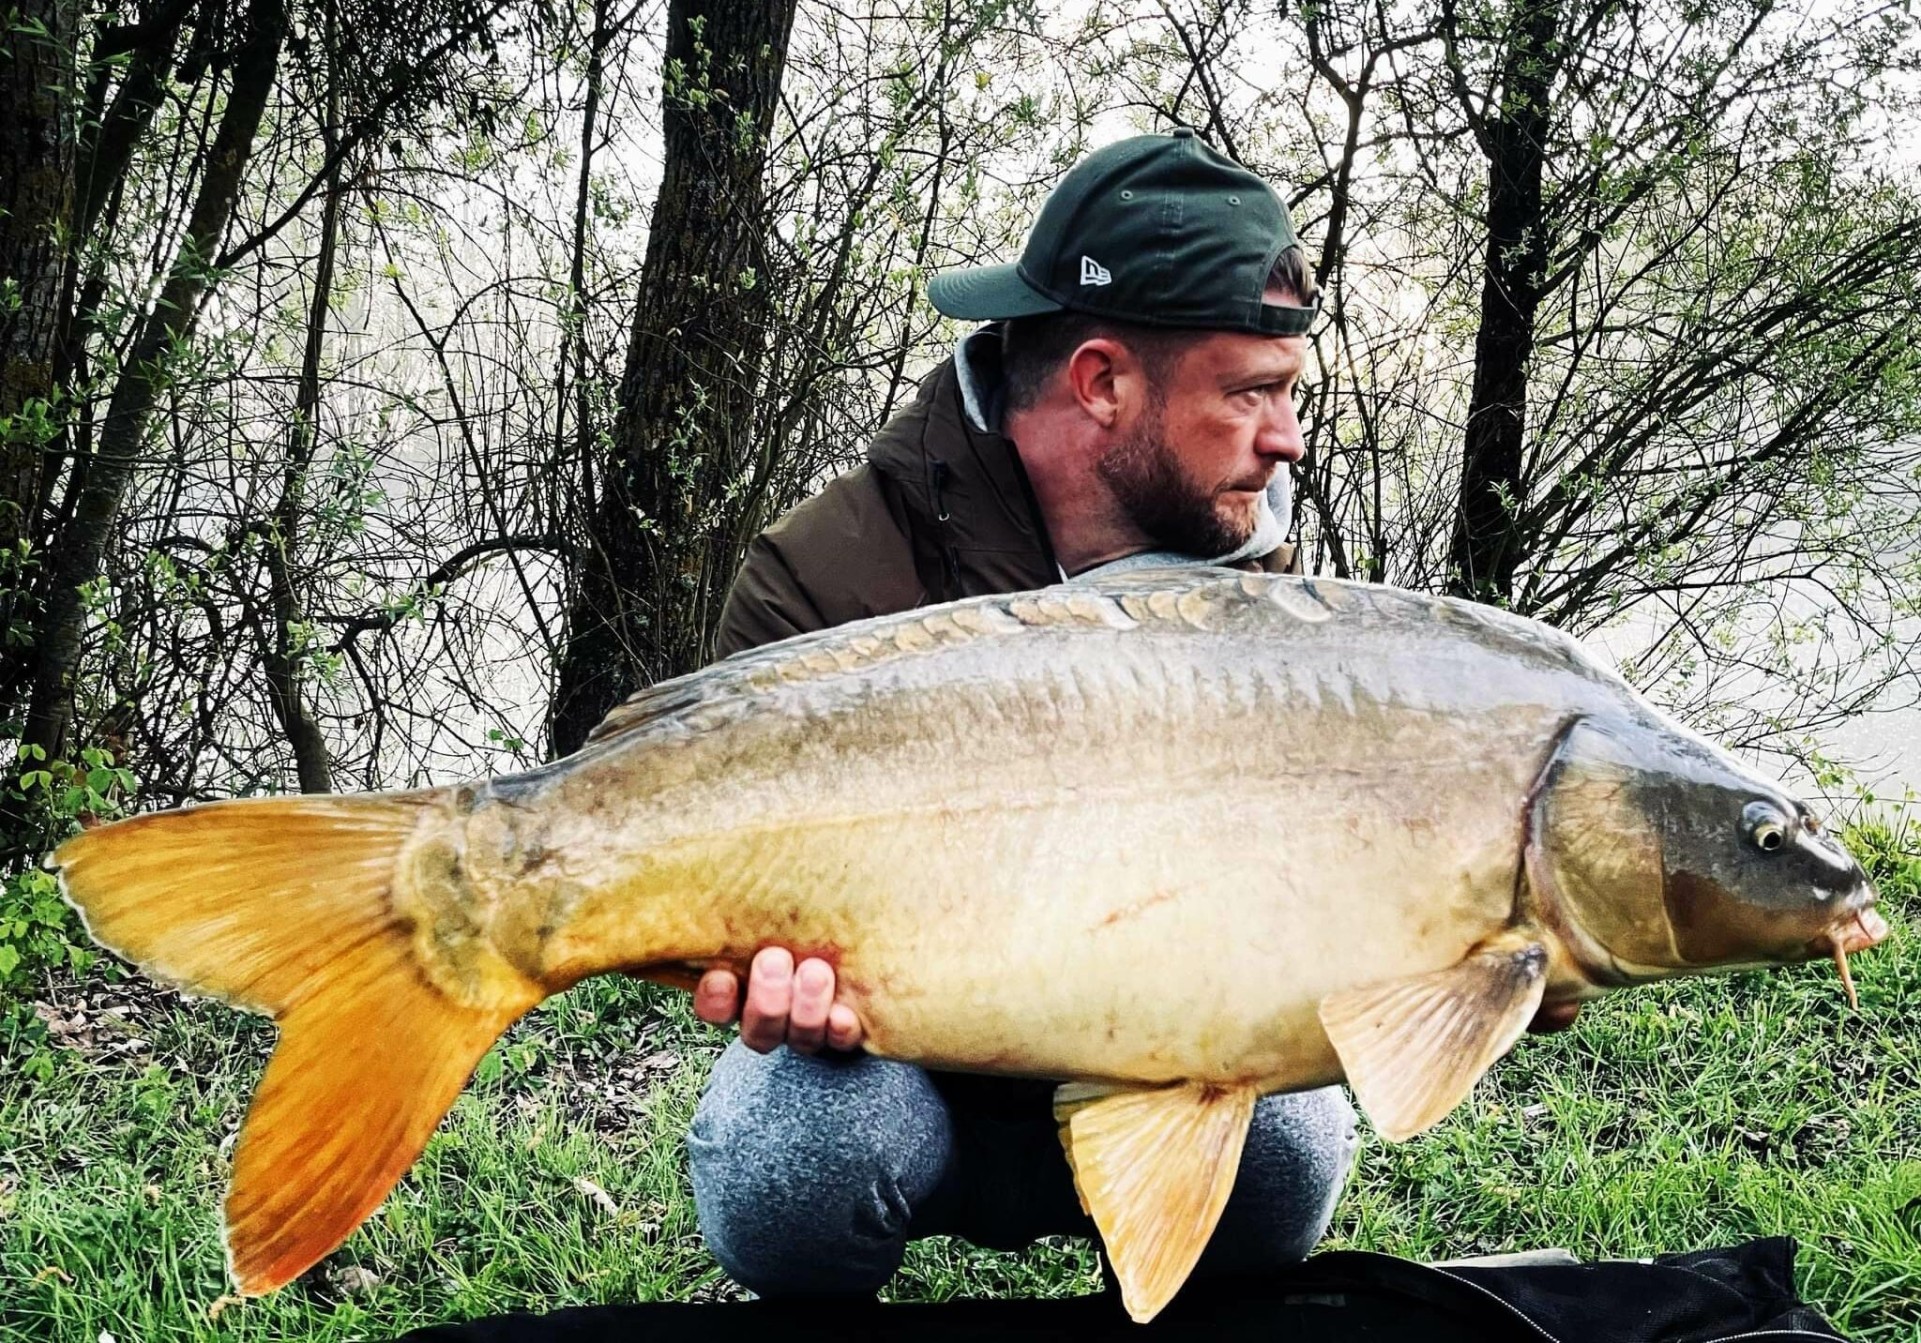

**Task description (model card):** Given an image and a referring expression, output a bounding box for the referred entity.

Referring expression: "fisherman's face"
[1098,314,1307,557]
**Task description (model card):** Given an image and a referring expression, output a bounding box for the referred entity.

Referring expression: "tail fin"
[53,794,540,1293]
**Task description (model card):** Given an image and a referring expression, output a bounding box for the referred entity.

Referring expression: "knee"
[1204,1085,1360,1271]
[1250,1084,1361,1203]
[687,1042,953,1294]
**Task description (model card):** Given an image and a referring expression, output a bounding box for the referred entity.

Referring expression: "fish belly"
[541,759,1531,1094]
[520,582,1593,1093]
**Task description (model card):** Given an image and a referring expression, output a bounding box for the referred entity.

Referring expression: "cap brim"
[927,263,1063,321]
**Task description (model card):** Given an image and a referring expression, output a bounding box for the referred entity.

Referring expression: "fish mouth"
[1822,904,1889,955]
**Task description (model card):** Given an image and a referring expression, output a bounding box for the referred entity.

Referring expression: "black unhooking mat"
[393,1237,1846,1342]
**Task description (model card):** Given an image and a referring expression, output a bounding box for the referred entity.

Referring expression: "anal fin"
[1319,931,1548,1142]
[1052,1080,1259,1323]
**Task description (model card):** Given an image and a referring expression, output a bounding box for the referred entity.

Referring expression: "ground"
[3,826,1917,1342]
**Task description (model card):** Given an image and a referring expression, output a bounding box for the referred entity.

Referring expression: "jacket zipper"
[1431,1265,1564,1342]
[929,458,961,595]
[931,459,952,522]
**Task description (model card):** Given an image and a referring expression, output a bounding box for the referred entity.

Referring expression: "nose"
[1258,388,1306,464]
[1807,827,1870,891]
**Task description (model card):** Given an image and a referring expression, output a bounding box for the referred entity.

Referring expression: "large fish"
[55,570,1887,1321]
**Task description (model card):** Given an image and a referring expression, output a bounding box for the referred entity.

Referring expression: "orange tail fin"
[53,794,539,1293]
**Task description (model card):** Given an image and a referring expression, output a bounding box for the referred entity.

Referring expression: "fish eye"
[1742,800,1789,853]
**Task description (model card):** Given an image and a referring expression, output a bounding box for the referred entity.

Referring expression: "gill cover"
[1527,716,1677,975]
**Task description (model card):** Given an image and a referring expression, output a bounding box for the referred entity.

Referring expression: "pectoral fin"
[1319,933,1548,1142]
[1053,1080,1259,1323]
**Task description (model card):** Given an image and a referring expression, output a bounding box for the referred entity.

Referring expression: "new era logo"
[1080,255,1112,286]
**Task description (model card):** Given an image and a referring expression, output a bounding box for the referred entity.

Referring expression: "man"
[681,130,1576,1300]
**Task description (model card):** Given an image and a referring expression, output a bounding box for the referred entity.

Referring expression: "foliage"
[0,743,134,1080]
[1,744,134,977]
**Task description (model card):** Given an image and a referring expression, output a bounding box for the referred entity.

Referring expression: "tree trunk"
[74,0,197,246]
[548,0,797,758]
[0,0,76,573]
[1447,0,1560,605]
[20,0,288,770]
[554,0,611,483]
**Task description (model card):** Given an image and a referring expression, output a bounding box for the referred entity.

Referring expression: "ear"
[1065,338,1140,429]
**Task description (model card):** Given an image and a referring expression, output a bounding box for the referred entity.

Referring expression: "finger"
[785,958,834,1055]
[740,946,795,1053]
[826,1001,864,1052]
[1528,1001,1581,1034]
[693,968,740,1026]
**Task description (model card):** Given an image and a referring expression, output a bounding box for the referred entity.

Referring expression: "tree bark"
[0,0,76,571]
[73,0,198,246]
[1447,0,1560,604]
[554,0,611,485]
[20,0,289,769]
[548,0,797,758]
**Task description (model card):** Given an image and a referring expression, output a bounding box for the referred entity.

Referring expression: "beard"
[1095,409,1263,558]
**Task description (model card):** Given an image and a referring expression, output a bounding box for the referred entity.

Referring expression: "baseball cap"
[927,129,1317,336]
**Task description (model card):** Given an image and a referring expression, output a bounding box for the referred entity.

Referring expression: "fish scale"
[53,568,1886,1322]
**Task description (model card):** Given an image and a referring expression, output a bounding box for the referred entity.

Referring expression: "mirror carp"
[54,569,1889,1321]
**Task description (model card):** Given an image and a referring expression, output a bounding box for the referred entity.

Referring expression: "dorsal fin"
[579,570,1292,750]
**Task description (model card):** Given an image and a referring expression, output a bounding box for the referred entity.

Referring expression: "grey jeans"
[687,1039,1359,1296]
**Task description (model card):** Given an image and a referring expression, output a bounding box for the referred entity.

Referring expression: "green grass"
[3,829,1916,1342]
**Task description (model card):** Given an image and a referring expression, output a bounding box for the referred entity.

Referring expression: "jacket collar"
[954,326,1007,436]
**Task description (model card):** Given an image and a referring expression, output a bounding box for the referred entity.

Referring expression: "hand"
[1528,1001,1582,1034]
[693,946,865,1054]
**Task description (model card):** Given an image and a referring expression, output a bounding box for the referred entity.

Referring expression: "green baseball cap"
[928,129,1317,336]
